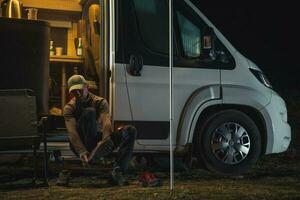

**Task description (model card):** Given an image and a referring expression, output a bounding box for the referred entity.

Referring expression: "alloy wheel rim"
[210,122,250,165]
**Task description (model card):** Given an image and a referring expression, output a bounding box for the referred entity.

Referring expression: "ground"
[1,153,300,200]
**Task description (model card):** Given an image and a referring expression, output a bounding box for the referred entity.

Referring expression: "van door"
[113,0,221,149]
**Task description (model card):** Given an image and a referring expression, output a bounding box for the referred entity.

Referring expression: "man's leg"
[111,125,137,173]
[106,125,136,186]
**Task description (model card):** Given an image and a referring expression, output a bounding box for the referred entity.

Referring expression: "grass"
[1,154,300,200]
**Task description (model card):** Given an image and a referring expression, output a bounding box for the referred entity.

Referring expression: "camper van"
[0,0,291,175]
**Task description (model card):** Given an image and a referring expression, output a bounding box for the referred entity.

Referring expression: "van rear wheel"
[195,110,261,175]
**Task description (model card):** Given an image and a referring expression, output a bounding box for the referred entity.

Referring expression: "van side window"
[176,11,202,58]
[133,0,168,54]
[174,1,235,69]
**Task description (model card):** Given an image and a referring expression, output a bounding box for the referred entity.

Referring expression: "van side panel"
[222,85,271,110]
[113,63,221,148]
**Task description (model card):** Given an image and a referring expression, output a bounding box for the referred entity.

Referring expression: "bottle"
[76,37,83,56]
[74,66,78,74]
[50,40,55,56]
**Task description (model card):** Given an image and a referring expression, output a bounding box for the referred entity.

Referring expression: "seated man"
[57,74,136,186]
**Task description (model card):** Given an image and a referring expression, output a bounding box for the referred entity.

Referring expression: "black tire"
[194,109,261,175]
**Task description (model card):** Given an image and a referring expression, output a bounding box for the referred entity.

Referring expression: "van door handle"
[127,54,143,76]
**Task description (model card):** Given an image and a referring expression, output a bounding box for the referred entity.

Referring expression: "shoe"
[56,170,71,186]
[139,172,162,187]
[108,167,129,187]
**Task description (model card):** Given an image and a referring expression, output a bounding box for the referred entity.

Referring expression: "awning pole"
[169,0,174,191]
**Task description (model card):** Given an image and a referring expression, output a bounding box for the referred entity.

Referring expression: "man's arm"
[99,112,112,139]
[64,104,89,162]
[97,99,112,139]
[65,117,88,155]
[87,99,113,161]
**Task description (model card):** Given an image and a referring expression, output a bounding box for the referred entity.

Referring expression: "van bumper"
[260,91,291,154]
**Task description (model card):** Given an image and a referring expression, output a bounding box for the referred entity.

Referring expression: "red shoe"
[138,172,162,187]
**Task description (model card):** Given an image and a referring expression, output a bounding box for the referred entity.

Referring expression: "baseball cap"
[67,75,87,93]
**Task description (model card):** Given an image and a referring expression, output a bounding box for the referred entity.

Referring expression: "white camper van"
[0,0,290,176]
[95,0,291,175]
[24,0,289,176]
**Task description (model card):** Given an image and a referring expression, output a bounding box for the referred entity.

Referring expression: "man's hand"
[80,151,89,166]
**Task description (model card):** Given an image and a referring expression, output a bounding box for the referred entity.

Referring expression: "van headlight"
[250,68,272,88]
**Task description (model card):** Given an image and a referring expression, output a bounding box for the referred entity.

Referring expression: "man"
[58,74,136,186]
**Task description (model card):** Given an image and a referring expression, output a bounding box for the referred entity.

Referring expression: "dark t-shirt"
[63,92,109,127]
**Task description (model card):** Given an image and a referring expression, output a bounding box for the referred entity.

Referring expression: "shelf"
[22,0,82,13]
[50,55,84,63]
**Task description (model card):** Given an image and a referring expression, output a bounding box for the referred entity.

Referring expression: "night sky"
[191,1,298,91]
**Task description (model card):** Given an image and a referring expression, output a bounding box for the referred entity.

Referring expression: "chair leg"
[42,117,49,186]
[32,146,37,185]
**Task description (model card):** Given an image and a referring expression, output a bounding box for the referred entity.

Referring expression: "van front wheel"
[195,110,261,175]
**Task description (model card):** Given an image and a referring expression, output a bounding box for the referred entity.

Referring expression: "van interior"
[0,0,109,116]
[44,0,109,115]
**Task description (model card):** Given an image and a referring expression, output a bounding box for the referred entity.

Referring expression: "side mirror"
[203,35,212,49]
[202,27,216,60]
[200,27,232,64]
[203,27,214,50]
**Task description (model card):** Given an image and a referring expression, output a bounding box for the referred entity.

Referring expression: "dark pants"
[70,107,137,173]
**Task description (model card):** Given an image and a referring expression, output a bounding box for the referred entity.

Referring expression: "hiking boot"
[56,170,71,187]
[108,167,129,187]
